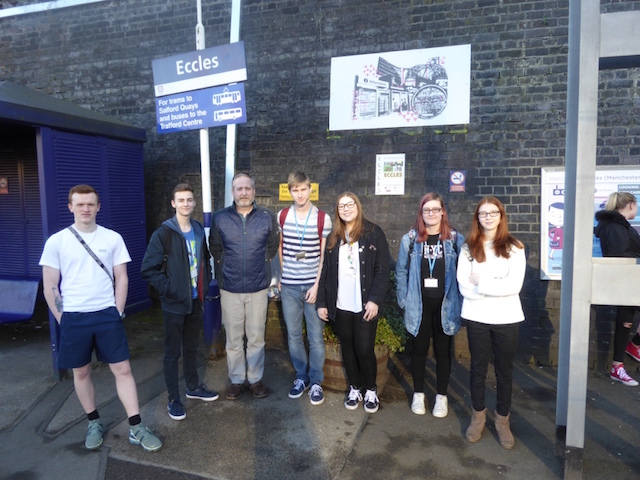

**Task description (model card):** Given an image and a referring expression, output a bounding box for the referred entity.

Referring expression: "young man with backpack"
[278,172,332,405]
[141,183,218,421]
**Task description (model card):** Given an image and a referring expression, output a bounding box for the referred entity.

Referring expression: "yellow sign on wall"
[279,183,319,202]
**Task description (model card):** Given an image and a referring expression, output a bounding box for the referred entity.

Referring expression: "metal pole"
[556,2,600,476]
[225,0,242,207]
[196,0,213,228]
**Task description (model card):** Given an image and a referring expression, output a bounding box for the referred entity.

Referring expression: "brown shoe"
[250,381,269,399]
[226,383,243,400]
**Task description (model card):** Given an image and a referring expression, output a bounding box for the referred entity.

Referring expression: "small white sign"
[375,154,405,195]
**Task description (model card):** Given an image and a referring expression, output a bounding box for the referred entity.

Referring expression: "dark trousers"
[334,308,378,391]
[467,320,519,416]
[163,299,202,401]
[411,297,451,395]
[613,306,640,362]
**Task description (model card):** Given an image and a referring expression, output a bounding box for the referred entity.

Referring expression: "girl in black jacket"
[594,192,640,386]
[317,192,390,413]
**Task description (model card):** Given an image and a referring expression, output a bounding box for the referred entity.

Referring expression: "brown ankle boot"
[465,408,487,442]
[494,411,515,449]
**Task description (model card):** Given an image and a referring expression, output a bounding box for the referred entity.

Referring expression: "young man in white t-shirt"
[40,184,162,452]
[278,172,332,405]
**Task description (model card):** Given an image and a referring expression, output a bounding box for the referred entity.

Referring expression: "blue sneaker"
[288,378,308,399]
[186,384,220,402]
[309,384,324,406]
[167,399,186,420]
[129,424,163,452]
[85,419,104,450]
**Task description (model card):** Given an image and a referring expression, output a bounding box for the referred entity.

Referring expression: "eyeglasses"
[422,207,442,215]
[337,202,356,211]
[478,211,500,219]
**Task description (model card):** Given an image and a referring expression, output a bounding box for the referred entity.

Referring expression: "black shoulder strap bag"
[67,226,115,290]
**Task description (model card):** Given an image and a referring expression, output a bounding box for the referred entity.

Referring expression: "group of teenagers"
[40,172,640,454]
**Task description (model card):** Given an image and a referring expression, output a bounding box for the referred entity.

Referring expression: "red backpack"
[278,207,326,239]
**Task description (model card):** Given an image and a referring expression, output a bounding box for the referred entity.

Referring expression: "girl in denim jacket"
[396,193,464,418]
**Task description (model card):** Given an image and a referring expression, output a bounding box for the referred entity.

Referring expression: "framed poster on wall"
[540,166,640,280]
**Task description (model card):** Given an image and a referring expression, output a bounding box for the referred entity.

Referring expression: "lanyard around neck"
[294,206,313,248]
[424,238,441,278]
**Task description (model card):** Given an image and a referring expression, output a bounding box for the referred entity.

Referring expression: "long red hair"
[413,192,453,242]
[466,197,523,262]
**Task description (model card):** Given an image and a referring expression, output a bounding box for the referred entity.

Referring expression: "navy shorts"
[58,307,130,369]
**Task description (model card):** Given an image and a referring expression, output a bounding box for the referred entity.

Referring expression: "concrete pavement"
[1,307,640,479]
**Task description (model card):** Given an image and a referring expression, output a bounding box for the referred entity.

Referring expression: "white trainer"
[432,394,448,418]
[411,392,426,415]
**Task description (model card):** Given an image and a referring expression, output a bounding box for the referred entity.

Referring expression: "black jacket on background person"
[316,220,390,321]
[594,209,640,258]
[140,216,212,315]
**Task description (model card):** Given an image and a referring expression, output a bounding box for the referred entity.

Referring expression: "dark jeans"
[411,297,451,395]
[467,320,519,416]
[334,309,378,391]
[163,299,202,401]
[613,306,640,362]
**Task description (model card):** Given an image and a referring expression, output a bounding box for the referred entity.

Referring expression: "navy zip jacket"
[210,203,280,293]
[140,216,212,315]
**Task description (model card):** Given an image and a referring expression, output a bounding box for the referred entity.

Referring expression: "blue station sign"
[156,83,246,134]
[152,42,247,97]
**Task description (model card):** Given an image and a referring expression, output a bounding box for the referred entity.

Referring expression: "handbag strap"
[67,226,115,290]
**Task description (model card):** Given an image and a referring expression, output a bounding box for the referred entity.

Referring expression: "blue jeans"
[281,284,325,385]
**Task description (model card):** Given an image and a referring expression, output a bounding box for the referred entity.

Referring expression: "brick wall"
[2,0,639,367]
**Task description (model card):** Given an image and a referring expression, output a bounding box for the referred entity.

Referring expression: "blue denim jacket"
[395,229,465,336]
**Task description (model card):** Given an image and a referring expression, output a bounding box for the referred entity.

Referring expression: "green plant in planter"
[323,317,405,354]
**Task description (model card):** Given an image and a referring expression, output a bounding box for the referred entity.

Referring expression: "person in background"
[395,193,464,418]
[317,192,390,414]
[141,183,218,422]
[457,196,526,450]
[278,172,332,405]
[594,192,640,387]
[40,184,162,452]
[210,173,280,400]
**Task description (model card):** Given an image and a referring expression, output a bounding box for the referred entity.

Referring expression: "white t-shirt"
[39,225,131,312]
[337,240,362,313]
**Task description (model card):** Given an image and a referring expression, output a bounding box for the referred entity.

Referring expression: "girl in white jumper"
[457,197,526,450]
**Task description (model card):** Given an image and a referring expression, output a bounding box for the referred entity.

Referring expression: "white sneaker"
[432,394,448,418]
[411,392,426,415]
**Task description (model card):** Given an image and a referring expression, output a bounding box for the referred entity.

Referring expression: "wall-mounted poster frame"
[540,166,640,280]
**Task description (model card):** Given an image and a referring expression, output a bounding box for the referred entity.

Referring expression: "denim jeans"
[466,320,519,416]
[281,283,325,385]
[162,299,202,401]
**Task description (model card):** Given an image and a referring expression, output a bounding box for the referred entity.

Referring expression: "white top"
[457,241,526,325]
[337,240,362,313]
[39,225,131,312]
[278,205,332,285]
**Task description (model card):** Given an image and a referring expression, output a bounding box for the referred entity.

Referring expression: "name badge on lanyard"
[424,277,438,288]
[423,239,440,288]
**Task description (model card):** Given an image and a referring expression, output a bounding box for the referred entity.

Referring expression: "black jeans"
[613,306,640,362]
[466,320,519,416]
[334,309,378,391]
[163,299,202,401]
[411,297,451,395]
